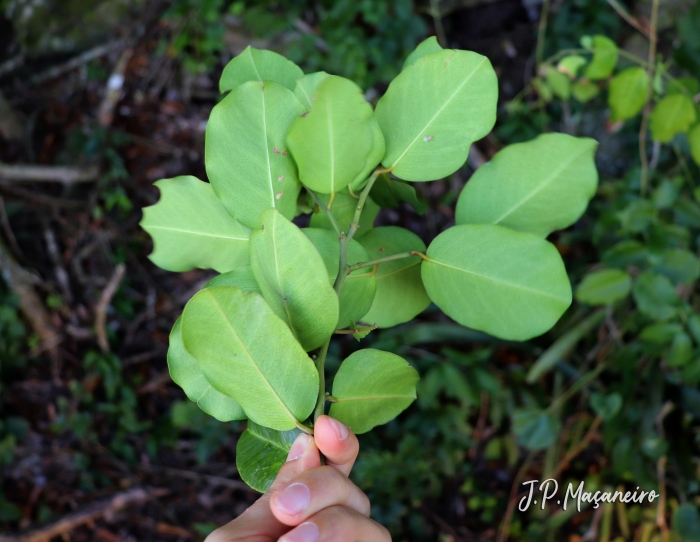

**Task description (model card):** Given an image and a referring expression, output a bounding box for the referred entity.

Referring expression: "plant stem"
[639,0,660,196]
[313,339,330,422]
[345,250,426,273]
[307,188,341,236]
[334,324,378,335]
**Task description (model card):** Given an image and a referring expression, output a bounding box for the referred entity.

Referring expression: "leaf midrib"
[270,213,298,340]
[428,258,567,303]
[146,225,248,242]
[390,57,486,170]
[249,427,293,452]
[207,289,297,425]
[491,142,591,225]
[334,394,415,402]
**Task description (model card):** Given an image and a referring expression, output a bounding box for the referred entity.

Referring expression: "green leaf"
[422,224,571,341]
[250,208,339,351]
[206,81,305,229]
[583,35,618,80]
[639,322,684,344]
[140,176,250,273]
[287,75,385,195]
[668,332,693,367]
[181,286,318,430]
[545,68,570,100]
[219,46,303,93]
[572,80,599,102]
[236,421,301,492]
[673,504,700,542]
[512,408,561,450]
[168,318,246,422]
[667,77,700,96]
[557,55,587,78]
[526,310,606,382]
[359,227,430,328]
[632,271,680,321]
[608,67,649,121]
[617,199,655,233]
[302,228,376,329]
[309,190,379,236]
[375,49,497,181]
[602,240,649,268]
[689,123,700,166]
[369,174,428,214]
[329,349,418,434]
[650,94,697,143]
[205,266,262,294]
[402,36,442,70]
[455,134,598,237]
[575,269,631,305]
[650,248,700,284]
[294,71,330,110]
[590,392,622,420]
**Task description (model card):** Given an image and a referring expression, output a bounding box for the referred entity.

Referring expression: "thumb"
[270,433,320,491]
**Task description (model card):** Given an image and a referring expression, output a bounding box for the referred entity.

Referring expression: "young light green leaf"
[375,49,497,181]
[294,71,330,110]
[369,174,428,214]
[583,35,618,80]
[168,317,246,422]
[181,286,318,430]
[545,68,570,100]
[572,80,599,102]
[575,269,631,305]
[206,81,305,229]
[455,134,598,237]
[557,55,587,78]
[650,94,697,143]
[329,349,418,434]
[421,224,572,341]
[359,227,430,328]
[236,422,301,492]
[309,190,379,236]
[302,228,376,329]
[251,209,339,351]
[140,176,249,273]
[287,75,385,195]
[205,266,262,294]
[632,271,680,321]
[219,45,303,93]
[402,36,443,70]
[688,123,700,166]
[608,67,649,121]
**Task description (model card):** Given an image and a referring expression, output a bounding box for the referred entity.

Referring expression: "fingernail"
[273,483,311,516]
[329,417,349,440]
[280,522,319,542]
[286,434,311,461]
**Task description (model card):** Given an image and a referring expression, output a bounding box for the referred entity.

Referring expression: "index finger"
[313,415,359,477]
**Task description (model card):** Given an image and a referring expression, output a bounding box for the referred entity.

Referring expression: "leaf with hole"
[287,75,385,195]
[140,176,250,273]
[206,81,305,229]
[251,209,339,351]
[455,134,598,237]
[236,421,301,492]
[181,286,318,430]
[421,224,572,341]
[220,46,303,93]
[329,349,418,434]
[375,49,497,181]
[167,317,246,422]
[303,228,376,329]
[359,227,430,328]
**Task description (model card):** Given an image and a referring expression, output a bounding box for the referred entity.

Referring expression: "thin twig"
[0,488,166,542]
[27,41,125,86]
[535,0,551,68]
[430,0,448,47]
[606,0,651,39]
[98,48,133,128]
[655,401,674,542]
[0,163,99,183]
[639,0,660,196]
[95,263,126,352]
[307,188,341,235]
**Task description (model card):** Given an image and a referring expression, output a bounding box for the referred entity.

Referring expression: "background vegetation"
[0,0,699,540]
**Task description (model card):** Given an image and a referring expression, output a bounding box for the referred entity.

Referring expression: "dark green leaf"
[369,174,428,214]
[575,269,631,305]
[632,271,680,321]
[512,408,561,450]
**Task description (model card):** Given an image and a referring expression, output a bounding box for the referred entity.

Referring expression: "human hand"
[205,415,390,542]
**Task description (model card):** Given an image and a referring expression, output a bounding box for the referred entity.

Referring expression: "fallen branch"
[98,48,133,128]
[0,163,99,183]
[27,41,125,86]
[0,488,166,542]
[0,236,60,360]
[96,263,126,352]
